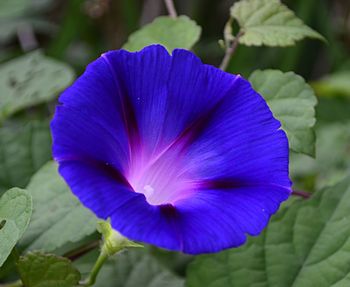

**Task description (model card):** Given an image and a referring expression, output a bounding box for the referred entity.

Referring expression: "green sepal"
[97,220,143,256]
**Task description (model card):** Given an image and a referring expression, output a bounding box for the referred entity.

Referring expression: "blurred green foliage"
[0,0,349,286]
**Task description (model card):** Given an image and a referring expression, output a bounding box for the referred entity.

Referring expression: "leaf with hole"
[18,252,81,287]
[0,188,32,267]
[20,161,97,252]
[0,51,74,122]
[231,0,325,46]
[187,177,350,287]
[123,16,201,52]
[249,69,317,156]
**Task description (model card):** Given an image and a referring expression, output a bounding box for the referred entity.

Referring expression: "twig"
[164,0,177,18]
[219,31,243,71]
[292,190,311,199]
[64,240,100,261]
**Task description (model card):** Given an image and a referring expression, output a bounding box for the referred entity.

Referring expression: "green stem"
[83,251,109,286]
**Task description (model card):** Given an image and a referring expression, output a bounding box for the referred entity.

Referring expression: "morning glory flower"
[51,45,291,254]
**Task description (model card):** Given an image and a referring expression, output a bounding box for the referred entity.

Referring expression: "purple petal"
[183,76,291,187]
[101,45,172,158]
[174,184,290,254]
[59,160,182,251]
[51,57,130,173]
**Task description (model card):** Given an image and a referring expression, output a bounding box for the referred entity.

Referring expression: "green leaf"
[231,0,325,46]
[0,121,52,195]
[291,121,350,190]
[20,161,97,252]
[249,69,317,156]
[0,0,28,19]
[312,72,350,98]
[0,188,32,267]
[0,51,74,122]
[0,0,53,19]
[76,249,184,287]
[18,252,81,287]
[123,16,201,52]
[187,177,350,287]
[0,0,55,44]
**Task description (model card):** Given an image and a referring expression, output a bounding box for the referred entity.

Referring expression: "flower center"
[127,150,196,206]
[142,184,155,197]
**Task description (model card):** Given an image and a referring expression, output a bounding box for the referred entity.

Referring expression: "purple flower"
[51,45,291,254]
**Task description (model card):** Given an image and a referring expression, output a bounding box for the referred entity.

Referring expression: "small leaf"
[18,252,81,287]
[20,161,97,252]
[0,51,74,122]
[75,249,184,287]
[231,0,325,46]
[249,69,317,156]
[0,188,32,267]
[0,121,52,195]
[123,16,201,52]
[187,177,350,287]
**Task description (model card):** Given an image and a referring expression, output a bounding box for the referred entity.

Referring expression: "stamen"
[143,185,154,197]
